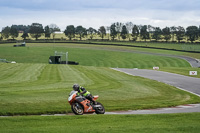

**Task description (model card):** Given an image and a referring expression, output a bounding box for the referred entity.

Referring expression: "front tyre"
[71,102,83,115]
[95,102,105,114]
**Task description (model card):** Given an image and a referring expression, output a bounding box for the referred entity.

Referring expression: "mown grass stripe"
[1,64,199,115]
[0,44,191,68]
[0,64,45,84]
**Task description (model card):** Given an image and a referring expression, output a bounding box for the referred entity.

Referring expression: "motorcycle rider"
[72,84,97,105]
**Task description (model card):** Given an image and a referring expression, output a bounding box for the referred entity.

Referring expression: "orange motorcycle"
[68,91,105,115]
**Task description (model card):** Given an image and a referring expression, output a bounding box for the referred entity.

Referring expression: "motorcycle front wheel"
[95,102,105,114]
[71,102,84,115]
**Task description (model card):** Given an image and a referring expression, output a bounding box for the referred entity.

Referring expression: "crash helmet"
[73,84,80,91]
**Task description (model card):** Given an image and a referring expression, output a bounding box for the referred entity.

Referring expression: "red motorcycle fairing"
[79,99,95,113]
[71,93,96,113]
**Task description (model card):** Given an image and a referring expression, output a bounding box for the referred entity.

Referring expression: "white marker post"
[66,52,68,64]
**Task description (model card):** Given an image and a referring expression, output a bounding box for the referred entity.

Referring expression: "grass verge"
[1,113,200,133]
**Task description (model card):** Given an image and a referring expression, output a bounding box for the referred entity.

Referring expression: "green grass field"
[0,42,200,132]
[0,43,193,68]
[1,63,199,115]
[1,113,200,133]
[0,43,200,115]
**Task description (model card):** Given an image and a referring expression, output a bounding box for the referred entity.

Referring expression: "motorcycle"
[68,91,105,115]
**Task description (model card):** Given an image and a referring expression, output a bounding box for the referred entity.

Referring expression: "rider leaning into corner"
[72,84,97,105]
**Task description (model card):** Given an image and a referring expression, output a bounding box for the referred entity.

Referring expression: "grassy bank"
[0,63,199,115]
[0,42,199,133]
[1,113,200,133]
[0,43,191,68]
[0,43,199,115]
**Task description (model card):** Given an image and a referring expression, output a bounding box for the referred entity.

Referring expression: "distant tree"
[75,26,87,40]
[115,22,123,40]
[176,26,185,43]
[186,26,198,43]
[49,24,61,39]
[49,24,60,32]
[140,25,149,41]
[24,25,30,34]
[29,23,44,40]
[131,25,139,41]
[110,23,117,40]
[106,26,110,40]
[170,26,177,42]
[87,27,96,40]
[147,25,154,41]
[98,26,106,40]
[152,27,162,41]
[125,22,133,41]
[120,25,128,40]
[137,25,143,40]
[0,34,2,40]
[10,26,19,40]
[21,33,29,40]
[1,26,10,39]
[162,27,171,42]
[11,25,30,33]
[199,26,200,40]
[44,26,51,39]
[64,25,75,40]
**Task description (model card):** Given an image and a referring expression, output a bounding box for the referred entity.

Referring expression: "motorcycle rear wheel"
[95,102,105,114]
[71,102,84,115]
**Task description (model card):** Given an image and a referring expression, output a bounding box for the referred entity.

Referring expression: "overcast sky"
[0,0,200,31]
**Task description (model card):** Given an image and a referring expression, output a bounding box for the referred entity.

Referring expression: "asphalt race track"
[105,104,200,114]
[107,68,200,114]
[113,68,200,96]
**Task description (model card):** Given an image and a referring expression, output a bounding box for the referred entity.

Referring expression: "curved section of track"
[113,68,200,96]
[106,68,200,114]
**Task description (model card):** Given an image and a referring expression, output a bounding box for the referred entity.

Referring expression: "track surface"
[105,104,200,114]
[106,68,200,114]
[113,68,200,96]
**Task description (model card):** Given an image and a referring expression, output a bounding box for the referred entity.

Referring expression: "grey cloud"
[0,0,199,11]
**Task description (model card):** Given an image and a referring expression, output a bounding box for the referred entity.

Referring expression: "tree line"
[1,22,200,43]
